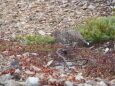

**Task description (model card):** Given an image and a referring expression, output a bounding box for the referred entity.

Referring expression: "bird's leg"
[56,48,70,69]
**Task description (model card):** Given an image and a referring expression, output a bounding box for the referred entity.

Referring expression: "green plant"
[15,35,24,40]
[112,8,115,12]
[77,16,115,43]
[23,34,55,45]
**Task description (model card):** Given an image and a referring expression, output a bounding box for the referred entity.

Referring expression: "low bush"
[15,34,55,45]
[77,16,115,43]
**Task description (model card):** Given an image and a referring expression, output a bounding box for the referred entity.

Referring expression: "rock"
[38,30,46,35]
[22,52,30,57]
[49,77,57,83]
[81,1,89,10]
[15,69,21,73]
[64,81,74,86]
[5,80,26,86]
[0,0,112,39]
[30,65,41,71]
[86,80,97,86]
[26,77,40,86]
[0,74,13,83]
[66,62,73,66]
[55,66,65,70]
[10,59,19,68]
[46,60,54,66]
[111,84,115,86]
[5,80,18,86]
[110,79,115,85]
[52,29,88,47]
[25,70,35,75]
[88,4,95,9]
[75,83,84,86]
[97,81,108,86]
[2,51,9,55]
[112,0,115,3]
[75,73,84,80]
[11,73,21,81]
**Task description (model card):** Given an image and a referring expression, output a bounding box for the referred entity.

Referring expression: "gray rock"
[81,1,89,10]
[88,4,95,9]
[5,80,18,86]
[6,59,20,70]
[5,80,26,86]
[111,84,115,86]
[25,70,35,75]
[110,79,115,85]
[86,80,97,86]
[112,0,115,3]
[0,74,12,83]
[97,81,108,86]
[64,81,74,86]
[77,83,92,86]
[0,0,112,39]
[52,29,88,47]
[26,77,40,86]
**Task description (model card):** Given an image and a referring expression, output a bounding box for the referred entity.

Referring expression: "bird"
[52,29,89,47]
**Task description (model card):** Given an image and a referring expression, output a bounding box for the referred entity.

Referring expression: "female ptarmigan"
[52,29,89,47]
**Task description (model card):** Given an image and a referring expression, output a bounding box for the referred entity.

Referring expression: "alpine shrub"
[15,34,55,45]
[77,16,115,43]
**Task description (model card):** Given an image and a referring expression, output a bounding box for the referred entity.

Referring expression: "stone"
[64,81,74,86]
[88,4,95,9]
[49,77,57,83]
[38,30,46,35]
[110,79,115,85]
[30,65,41,71]
[26,77,40,86]
[2,51,9,55]
[25,70,35,75]
[52,29,88,47]
[11,73,21,81]
[10,59,19,68]
[46,60,54,66]
[112,0,115,3]
[0,0,112,40]
[0,74,13,83]
[15,69,21,73]
[81,1,89,10]
[86,80,97,86]
[111,84,115,86]
[5,80,26,86]
[97,81,108,86]
[5,80,18,86]
[75,73,84,80]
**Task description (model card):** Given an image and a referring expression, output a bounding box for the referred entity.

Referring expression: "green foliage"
[112,8,115,12]
[15,34,55,45]
[77,16,115,43]
[15,35,24,40]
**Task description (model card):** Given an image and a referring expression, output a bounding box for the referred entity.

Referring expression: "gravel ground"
[0,0,115,86]
[0,0,115,39]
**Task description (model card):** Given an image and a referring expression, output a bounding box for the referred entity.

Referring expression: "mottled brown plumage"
[52,29,88,47]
